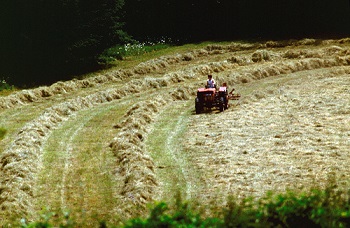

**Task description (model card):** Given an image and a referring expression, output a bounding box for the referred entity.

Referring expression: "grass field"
[0,38,350,226]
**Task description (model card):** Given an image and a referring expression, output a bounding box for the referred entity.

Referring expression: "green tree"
[0,0,127,86]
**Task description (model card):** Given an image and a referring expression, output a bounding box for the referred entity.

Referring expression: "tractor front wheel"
[219,97,224,112]
[195,98,202,114]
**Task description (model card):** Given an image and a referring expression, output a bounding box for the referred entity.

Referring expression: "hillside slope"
[0,38,350,225]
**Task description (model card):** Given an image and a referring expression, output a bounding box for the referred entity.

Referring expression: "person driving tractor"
[207,75,216,88]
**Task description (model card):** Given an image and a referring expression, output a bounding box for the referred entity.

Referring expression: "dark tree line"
[124,0,350,42]
[0,0,126,86]
[1,0,349,86]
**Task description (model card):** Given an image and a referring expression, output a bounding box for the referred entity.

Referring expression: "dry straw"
[1,38,350,223]
[0,48,208,111]
[109,97,169,218]
[0,65,197,221]
[1,38,346,111]
[0,71,188,222]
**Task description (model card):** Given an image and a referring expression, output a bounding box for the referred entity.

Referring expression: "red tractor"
[195,85,240,114]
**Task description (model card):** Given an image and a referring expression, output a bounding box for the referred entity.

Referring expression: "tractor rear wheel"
[224,96,229,110]
[219,97,224,112]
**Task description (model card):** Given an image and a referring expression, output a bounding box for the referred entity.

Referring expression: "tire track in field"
[0,55,220,222]
[183,68,350,205]
[0,64,195,222]
[165,108,193,199]
[59,118,90,210]
[36,101,128,224]
[165,105,199,200]
[1,38,350,224]
[0,87,157,222]
[146,100,205,203]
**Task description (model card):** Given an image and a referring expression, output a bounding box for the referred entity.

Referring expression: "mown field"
[0,38,350,226]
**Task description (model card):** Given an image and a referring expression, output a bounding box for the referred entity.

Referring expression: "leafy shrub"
[20,211,74,228]
[99,45,126,63]
[98,41,171,66]
[124,182,350,228]
[0,78,13,92]
[12,181,350,227]
[251,182,350,227]
[124,202,221,228]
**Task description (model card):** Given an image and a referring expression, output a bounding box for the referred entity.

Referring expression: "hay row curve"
[108,85,193,219]
[0,45,218,110]
[0,88,169,220]
[0,59,220,221]
[131,45,350,95]
[2,46,350,219]
[108,97,167,218]
[1,38,350,222]
[2,38,349,110]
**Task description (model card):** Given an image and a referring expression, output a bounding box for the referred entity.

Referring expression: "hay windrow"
[224,56,350,92]
[170,86,194,100]
[109,97,170,219]
[2,39,347,112]
[1,38,350,224]
[206,42,260,52]
[0,69,184,221]
[184,70,350,202]
[0,73,180,221]
[227,55,250,65]
[251,50,274,62]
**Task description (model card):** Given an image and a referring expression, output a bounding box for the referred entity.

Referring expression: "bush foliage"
[125,185,350,227]
[98,41,171,66]
[0,79,13,91]
[20,182,350,227]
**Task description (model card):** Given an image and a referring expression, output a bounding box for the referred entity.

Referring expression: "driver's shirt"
[207,79,215,88]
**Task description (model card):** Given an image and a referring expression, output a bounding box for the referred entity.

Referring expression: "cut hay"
[184,70,350,202]
[109,97,170,219]
[1,38,349,112]
[206,42,259,52]
[0,76,177,221]
[295,38,318,46]
[1,37,350,224]
[251,50,272,62]
[227,56,249,65]
[170,87,193,100]
[224,55,350,94]
[0,51,197,111]
[182,53,195,61]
